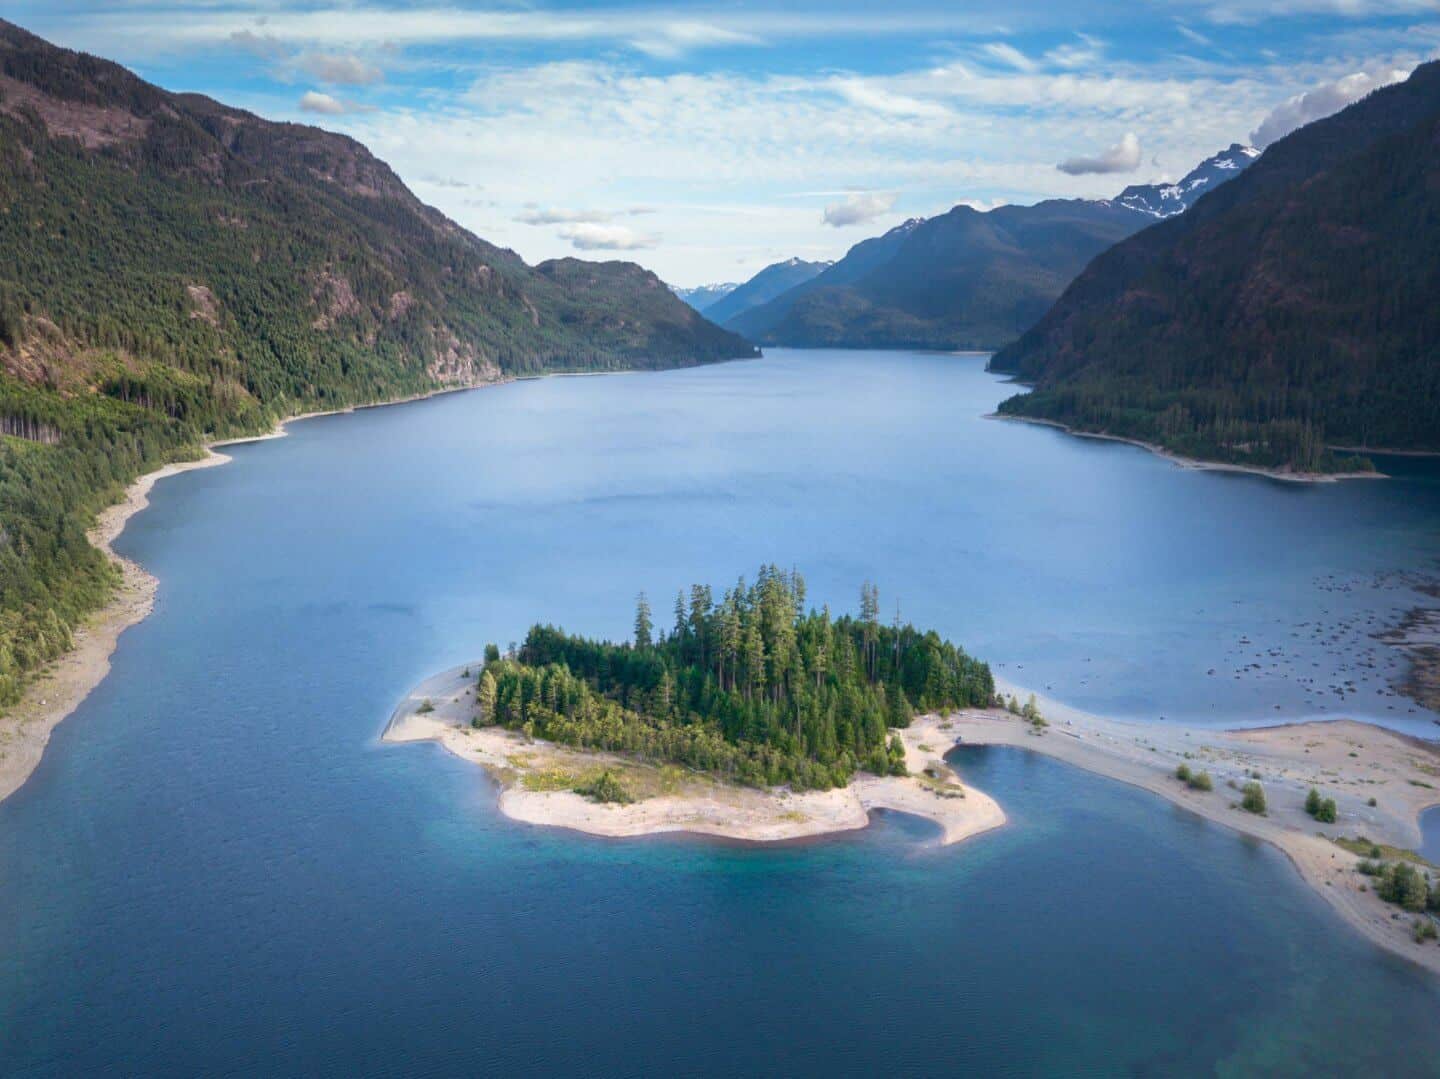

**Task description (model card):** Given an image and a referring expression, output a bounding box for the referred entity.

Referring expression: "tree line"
[475,567,994,790]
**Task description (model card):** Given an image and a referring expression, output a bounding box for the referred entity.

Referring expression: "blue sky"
[13,1,1437,284]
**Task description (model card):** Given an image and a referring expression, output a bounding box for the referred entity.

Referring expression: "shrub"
[1413,919,1437,944]
[416,698,435,715]
[1240,781,1267,815]
[574,769,634,805]
[1367,797,1378,807]
[1188,771,1214,792]
[1175,763,1192,783]
[1305,788,1321,816]
[1378,862,1429,912]
[1316,798,1338,824]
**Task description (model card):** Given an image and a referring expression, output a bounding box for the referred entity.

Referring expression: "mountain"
[724,205,1145,351]
[990,61,1440,474]
[725,147,1259,353]
[0,20,753,708]
[702,258,833,325]
[673,282,738,312]
[1115,144,1259,218]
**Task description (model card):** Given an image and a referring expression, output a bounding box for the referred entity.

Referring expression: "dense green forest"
[0,20,752,708]
[991,61,1440,473]
[476,568,995,790]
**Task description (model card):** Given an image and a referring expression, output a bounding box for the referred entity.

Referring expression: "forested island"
[477,567,994,791]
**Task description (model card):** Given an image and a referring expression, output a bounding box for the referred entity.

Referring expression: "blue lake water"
[3,349,1439,1074]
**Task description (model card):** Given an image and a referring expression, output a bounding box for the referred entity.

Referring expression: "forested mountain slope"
[725,146,1257,352]
[990,62,1440,473]
[0,20,753,707]
[727,202,1150,350]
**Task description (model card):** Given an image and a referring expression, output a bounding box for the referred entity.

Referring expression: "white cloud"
[557,223,657,250]
[981,43,1038,73]
[44,7,1013,60]
[823,191,897,227]
[832,78,951,118]
[1202,0,1438,25]
[299,51,384,86]
[298,90,347,115]
[1249,65,1410,146]
[1056,131,1142,174]
[628,21,760,59]
[1175,23,1213,47]
[517,207,613,225]
[1045,36,1106,70]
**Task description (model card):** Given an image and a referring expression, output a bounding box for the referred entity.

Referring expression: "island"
[386,568,1006,844]
[388,567,1440,975]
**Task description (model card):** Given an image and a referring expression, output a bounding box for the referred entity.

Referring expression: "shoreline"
[0,377,506,808]
[382,664,1006,847]
[965,681,1440,976]
[387,663,1440,975]
[988,412,1387,484]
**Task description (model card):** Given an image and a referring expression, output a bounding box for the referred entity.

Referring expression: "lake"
[2,349,1438,1075]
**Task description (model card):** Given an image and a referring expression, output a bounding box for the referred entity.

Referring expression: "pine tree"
[476,669,497,725]
[634,592,653,649]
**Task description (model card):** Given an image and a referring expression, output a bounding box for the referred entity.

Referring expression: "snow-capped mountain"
[671,282,740,313]
[1115,144,1261,218]
[701,258,835,324]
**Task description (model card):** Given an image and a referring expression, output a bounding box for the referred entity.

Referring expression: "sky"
[13,1,1438,285]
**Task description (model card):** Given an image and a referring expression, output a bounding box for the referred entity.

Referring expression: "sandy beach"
[0,382,501,808]
[382,664,1006,847]
[989,412,1386,483]
[961,680,1440,975]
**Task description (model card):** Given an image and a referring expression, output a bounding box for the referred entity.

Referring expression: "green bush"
[1175,764,1192,783]
[1187,770,1213,792]
[1240,781,1267,815]
[574,769,634,805]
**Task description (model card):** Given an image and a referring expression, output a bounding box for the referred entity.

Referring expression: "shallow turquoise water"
[2,350,1438,1075]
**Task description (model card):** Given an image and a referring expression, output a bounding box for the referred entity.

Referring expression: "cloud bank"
[298,90,347,115]
[823,191,896,227]
[1249,66,1410,147]
[557,223,657,250]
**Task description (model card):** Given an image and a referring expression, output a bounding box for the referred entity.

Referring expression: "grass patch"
[1332,835,1435,869]
[522,767,583,792]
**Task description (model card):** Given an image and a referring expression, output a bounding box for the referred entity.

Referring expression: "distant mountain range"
[991,62,1440,473]
[722,147,1257,351]
[702,258,832,324]
[673,283,739,312]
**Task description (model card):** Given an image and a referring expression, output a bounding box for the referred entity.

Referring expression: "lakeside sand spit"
[965,680,1440,976]
[383,665,1006,846]
[391,666,1440,975]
